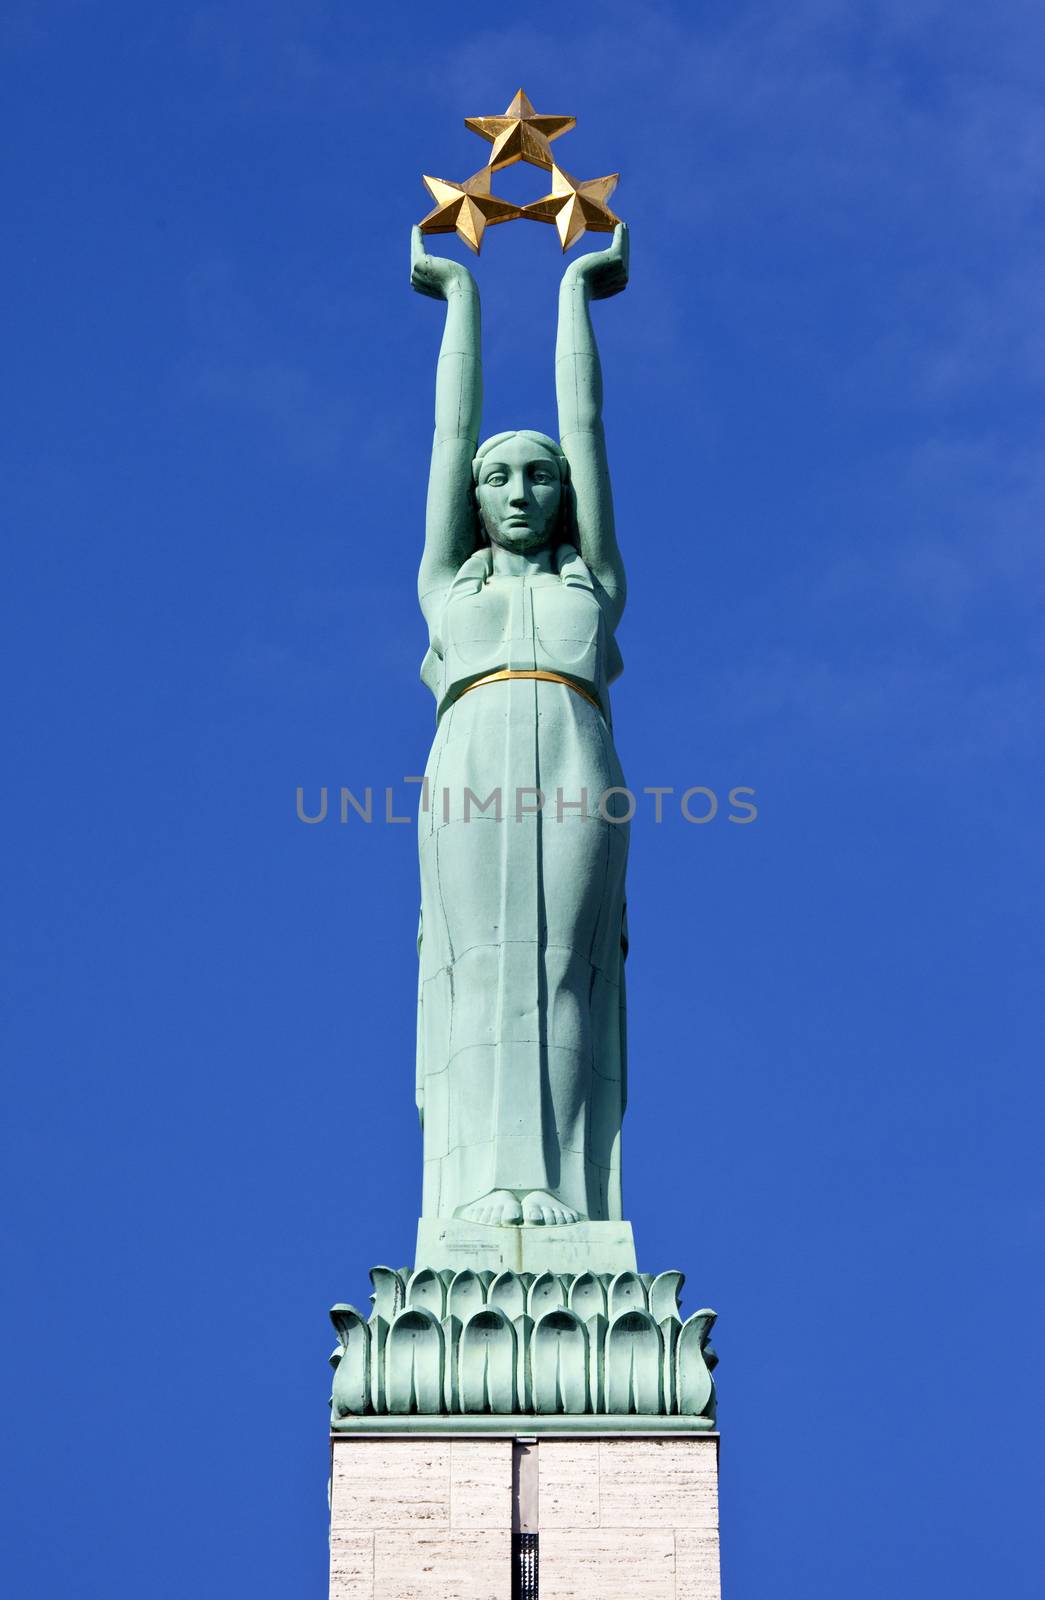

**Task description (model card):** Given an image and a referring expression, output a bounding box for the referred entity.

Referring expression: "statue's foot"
[457,1190,524,1226]
[522,1190,583,1226]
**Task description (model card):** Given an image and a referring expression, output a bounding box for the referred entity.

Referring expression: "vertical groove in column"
[511,1533,539,1600]
[513,1435,539,1600]
[512,1440,539,1533]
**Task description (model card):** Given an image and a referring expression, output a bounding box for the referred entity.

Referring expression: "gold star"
[419,167,522,254]
[521,165,621,251]
[464,87,576,172]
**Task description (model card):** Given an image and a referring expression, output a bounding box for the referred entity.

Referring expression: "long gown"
[416,541,628,1222]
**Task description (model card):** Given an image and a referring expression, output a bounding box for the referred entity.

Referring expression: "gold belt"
[456,668,602,714]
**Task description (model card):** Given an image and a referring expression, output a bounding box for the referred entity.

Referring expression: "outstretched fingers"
[565,222,630,300]
[410,226,441,300]
[593,224,629,297]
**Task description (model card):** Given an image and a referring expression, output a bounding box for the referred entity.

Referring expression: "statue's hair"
[472,430,571,483]
[471,430,576,546]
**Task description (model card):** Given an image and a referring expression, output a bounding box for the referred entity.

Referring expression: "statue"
[410,220,631,1231]
[327,94,717,1427]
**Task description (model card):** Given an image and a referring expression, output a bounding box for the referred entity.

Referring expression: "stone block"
[373,1530,509,1600]
[449,1439,511,1528]
[331,1440,450,1531]
[540,1527,676,1599]
[329,1533,374,1600]
[599,1439,718,1529]
[538,1440,600,1528]
[674,1530,722,1599]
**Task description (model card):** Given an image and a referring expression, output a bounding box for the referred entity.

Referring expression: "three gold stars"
[418,88,621,254]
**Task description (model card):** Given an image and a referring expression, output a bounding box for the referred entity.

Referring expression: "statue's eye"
[485,473,507,486]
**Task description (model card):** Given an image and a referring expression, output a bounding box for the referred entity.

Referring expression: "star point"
[419,167,521,254]
[464,86,576,172]
[522,164,621,251]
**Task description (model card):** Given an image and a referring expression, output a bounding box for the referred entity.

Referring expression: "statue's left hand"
[563,223,629,300]
[410,225,477,301]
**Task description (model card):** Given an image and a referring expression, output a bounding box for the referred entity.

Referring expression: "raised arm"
[411,227,483,620]
[555,224,629,625]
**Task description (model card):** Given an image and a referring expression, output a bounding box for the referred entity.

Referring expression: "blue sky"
[4,1,1043,1594]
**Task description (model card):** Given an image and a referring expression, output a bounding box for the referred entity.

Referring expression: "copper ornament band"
[455,668,602,714]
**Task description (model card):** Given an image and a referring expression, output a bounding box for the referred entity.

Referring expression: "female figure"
[411,223,630,1228]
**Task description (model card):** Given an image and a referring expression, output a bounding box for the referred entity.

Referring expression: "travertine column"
[329,1434,719,1600]
[539,1437,720,1599]
[329,1438,512,1600]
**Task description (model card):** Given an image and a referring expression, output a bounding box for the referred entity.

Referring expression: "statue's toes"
[522,1190,581,1225]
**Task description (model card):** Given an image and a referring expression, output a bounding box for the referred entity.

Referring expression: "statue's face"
[476,437,562,552]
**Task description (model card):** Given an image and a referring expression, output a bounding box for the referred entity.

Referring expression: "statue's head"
[473,431,573,553]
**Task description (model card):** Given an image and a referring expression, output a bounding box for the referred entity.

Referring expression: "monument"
[327,91,721,1600]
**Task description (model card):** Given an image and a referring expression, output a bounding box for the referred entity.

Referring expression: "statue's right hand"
[563,223,629,301]
[410,226,477,300]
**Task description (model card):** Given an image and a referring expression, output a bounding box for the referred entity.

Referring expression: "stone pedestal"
[414,1218,638,1276]
[329,1433,720,1600]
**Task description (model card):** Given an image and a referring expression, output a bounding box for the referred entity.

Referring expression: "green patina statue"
[411,222,631,1233]
[327,220,718,1426]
